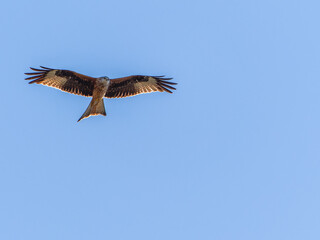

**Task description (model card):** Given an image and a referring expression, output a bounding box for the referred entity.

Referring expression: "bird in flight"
[25,66,176,122]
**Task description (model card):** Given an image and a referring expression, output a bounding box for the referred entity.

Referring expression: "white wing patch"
[39,70,68,88]
[134,77,163,93]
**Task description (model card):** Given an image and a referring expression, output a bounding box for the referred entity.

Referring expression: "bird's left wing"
[25,66,96,97]
[105,75,176,98]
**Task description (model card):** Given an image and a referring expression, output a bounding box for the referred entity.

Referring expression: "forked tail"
[78,98,106,122]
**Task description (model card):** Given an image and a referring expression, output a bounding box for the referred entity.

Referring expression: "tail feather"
[78,98,106,122]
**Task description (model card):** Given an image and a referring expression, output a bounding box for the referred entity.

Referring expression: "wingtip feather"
[40,66,52,70]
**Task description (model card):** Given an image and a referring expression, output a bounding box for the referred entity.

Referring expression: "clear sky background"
[1,0,320,239]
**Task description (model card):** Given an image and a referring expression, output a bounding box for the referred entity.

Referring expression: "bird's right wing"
[25,66,96,97]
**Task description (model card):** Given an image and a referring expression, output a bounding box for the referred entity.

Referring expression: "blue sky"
[1,0,320,239]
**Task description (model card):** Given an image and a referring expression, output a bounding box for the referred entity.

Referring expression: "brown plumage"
[25,66,177,121]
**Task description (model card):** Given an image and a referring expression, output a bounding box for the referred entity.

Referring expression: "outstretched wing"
[105,75,176,98]
[25,66,96,97]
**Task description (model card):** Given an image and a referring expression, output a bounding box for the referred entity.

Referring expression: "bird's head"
[98,76,110,81]
[97,76,110,84]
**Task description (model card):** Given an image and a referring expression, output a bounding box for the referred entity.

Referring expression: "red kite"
[25,66,176,122]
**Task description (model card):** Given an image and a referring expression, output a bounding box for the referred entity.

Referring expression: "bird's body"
[25,66,176,121]
[78,77,110,122]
